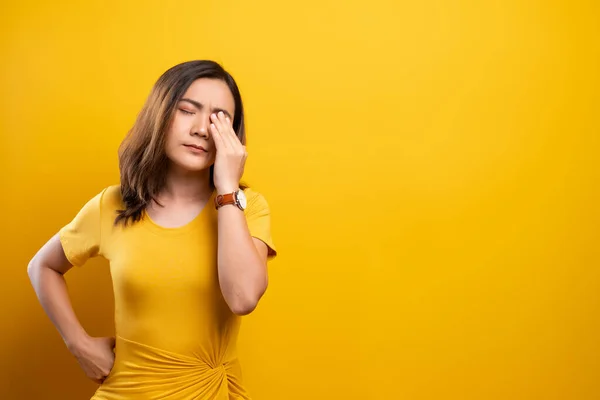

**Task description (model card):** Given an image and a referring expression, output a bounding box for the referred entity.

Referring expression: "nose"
[192,115,210,138]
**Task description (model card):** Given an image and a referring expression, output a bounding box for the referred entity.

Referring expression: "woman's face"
[165,78,236,173]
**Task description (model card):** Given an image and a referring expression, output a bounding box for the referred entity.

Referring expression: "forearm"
[217,205,267,315]
[28,263,88,351]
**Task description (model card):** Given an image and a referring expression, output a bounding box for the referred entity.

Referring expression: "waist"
[115,310,242,358]
[95,336,245,400]
[116,335,239,368]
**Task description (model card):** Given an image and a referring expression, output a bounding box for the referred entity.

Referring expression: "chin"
[169,156,212,174]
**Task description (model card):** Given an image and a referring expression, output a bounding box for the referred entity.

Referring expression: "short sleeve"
[244,188,277,259]
[59,188,106,267]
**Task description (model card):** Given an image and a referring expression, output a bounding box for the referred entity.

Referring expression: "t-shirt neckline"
[141,189,216,235]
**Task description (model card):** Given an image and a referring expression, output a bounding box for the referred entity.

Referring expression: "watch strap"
[215,192,237,209]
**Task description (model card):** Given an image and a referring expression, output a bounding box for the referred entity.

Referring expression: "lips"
[184,144,207,152]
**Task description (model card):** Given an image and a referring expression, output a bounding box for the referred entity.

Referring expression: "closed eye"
[179,109,195,115]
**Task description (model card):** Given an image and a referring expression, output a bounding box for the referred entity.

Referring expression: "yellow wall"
[2,1,598,399]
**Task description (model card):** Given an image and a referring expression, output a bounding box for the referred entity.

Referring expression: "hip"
[91,335,250,400]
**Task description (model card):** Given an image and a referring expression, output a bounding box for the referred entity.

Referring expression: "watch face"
[236,190,247,209]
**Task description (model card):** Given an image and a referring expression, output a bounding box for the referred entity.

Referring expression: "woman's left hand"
[210,111,247,194]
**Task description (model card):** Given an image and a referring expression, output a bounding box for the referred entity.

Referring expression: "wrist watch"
[215,189,247,211]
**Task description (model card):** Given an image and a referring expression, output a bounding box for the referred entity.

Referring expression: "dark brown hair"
[115,60,246,226]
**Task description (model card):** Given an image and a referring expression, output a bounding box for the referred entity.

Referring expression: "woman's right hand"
[70,335,116,384]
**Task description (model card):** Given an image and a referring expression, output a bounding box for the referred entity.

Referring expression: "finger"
[92,371,105,384]
[220,114,239,143]
[211,112,228,139]
[210,113,233,148]
[210,112,222,131]
[218,112,238,148]
[217,114,241,151]
[210,123,227,150]
[224,116,242,145]
[214,114,236,149]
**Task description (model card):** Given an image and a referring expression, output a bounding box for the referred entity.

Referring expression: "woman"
[27,60,277,399]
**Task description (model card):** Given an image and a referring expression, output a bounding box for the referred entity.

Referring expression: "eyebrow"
[180,98,232,119]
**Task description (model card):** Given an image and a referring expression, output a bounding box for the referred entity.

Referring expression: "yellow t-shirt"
[59,185,277,400]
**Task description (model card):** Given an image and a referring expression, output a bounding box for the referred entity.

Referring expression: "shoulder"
[242,186,266,202]
[241,187,277,256]
[242,187,270,210]
[244,187,269,216]
[93,184,125,219]
[101,184,124,207]
[66,185,120,217]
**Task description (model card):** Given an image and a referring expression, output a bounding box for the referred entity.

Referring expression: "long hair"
[115,60,246,226]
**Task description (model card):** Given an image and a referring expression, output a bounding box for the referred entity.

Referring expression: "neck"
[160,164,213,203]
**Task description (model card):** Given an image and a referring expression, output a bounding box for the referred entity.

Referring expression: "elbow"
[27,258,45,290]
[224,263,269,316]
[27,258,38,282]
[229,291,262,315]
[230,300,258,316]
[229,282,268,316]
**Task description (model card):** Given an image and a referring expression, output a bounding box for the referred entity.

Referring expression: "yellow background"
[2,0,599,399]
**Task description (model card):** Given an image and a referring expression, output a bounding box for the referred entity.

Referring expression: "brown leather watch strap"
[214,193,236,209]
